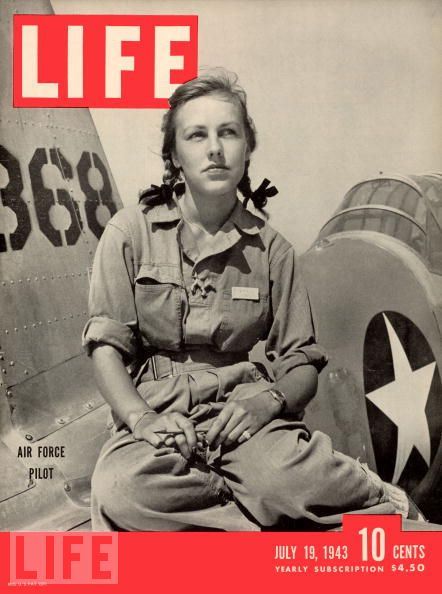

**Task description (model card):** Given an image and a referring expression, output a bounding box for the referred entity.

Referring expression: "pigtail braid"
[238,162,278,215]
[162,158,180,188]
[139,157,184,206]
[237,162,253,209]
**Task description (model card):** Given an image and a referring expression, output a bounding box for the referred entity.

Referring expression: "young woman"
[83,70,411,531]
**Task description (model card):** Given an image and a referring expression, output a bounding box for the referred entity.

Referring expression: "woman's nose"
[207,136,223,159]
[208,147,222,158]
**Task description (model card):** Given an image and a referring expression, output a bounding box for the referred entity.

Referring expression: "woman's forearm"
[91,344,154,430]
[273,364,318,415]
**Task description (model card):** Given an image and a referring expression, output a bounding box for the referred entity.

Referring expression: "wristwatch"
[266,388,287,413]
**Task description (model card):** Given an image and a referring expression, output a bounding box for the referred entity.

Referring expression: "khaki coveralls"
[83,198,393,531]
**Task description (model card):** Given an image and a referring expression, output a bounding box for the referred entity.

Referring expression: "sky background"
[53,0,442,253]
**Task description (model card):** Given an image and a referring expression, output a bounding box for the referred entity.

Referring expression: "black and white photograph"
[1,0,441,560]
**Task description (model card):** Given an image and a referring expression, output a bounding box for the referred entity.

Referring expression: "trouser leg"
[91,429,258,531]
[217,418,393,527]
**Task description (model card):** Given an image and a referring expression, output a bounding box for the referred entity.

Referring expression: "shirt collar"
[142,199,182,224]
[227,199,264,235]
[144,196,264,235]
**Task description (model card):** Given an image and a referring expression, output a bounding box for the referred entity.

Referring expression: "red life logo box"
[13,15,198,107]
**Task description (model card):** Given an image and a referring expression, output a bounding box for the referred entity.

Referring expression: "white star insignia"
[366,314,435,484]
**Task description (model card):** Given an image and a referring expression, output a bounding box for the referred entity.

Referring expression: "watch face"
[269,389,286,410]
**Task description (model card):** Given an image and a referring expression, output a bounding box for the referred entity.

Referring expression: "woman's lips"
[204,167,230,178]
[203,165,229,172]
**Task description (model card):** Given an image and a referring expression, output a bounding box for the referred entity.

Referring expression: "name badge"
[232,287,260,301]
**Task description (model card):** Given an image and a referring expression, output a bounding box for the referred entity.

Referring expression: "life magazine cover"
[0,0,441,591]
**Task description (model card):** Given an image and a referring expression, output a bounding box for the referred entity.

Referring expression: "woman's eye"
[188,131,205,140]
[220,128,237,137]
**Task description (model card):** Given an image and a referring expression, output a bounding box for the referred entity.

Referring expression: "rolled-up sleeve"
[82,220,139,362]
[265,246,327,381]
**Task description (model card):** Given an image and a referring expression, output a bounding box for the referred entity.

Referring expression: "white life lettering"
[154,26,190,98]
[22,25,59,98]
[105,26,140,98]
[67,26,83,98]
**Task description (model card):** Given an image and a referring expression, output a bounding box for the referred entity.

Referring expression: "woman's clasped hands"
[133,390,281,458]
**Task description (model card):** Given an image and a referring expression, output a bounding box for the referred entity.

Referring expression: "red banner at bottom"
[1,515,440,593]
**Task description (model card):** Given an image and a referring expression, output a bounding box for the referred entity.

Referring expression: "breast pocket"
[134,264,183,350]
[218,287,270,351]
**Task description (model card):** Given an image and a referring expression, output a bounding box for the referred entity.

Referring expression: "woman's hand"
[133,411,197,459]
[206,390,281,449]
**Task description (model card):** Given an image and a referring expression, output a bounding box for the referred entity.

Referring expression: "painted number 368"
[0,144,117,252]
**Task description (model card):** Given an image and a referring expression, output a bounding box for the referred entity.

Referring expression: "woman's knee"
[225,429,370,504]
[91,444,178,521]
[91,442,218,525]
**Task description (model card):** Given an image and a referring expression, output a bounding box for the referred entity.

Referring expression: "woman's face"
[172,93,250,199]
